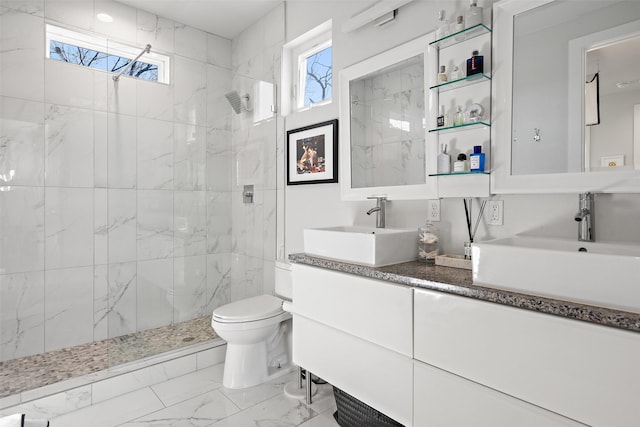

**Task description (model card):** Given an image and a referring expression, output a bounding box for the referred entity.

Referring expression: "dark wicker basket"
[332,386,404,427]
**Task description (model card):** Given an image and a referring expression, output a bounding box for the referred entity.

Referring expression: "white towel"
[0,414,49,427]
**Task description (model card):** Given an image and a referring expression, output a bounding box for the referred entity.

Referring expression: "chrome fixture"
[574,192,594,242]
[243,185,254,204]
[112,44,151,82]
[225,90,252,114]
[366,196,387,228]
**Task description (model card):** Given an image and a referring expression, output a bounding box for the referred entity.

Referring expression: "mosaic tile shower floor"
[0,316,217,399]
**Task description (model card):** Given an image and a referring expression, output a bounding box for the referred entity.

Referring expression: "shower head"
[225,91,251,114]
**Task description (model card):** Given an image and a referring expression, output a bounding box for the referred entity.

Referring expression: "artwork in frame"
[286,119,338,185]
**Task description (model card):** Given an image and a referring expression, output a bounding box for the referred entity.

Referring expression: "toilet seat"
[212,295,283,323]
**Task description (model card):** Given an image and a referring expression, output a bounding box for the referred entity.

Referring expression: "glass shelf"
[429,73,491,92]
[428,121,490,134]
[430,24,492,49]
[429,171,490,177]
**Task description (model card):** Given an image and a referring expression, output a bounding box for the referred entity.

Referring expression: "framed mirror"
[492,0,640,193]
[339,34,437,200]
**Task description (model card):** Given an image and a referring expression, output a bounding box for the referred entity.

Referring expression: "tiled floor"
[48,365,339,427]
[0,316,216,398]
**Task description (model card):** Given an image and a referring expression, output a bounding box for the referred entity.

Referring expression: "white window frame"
[45,24,171,84]
[282,20,332,115]
[296,38,332,110]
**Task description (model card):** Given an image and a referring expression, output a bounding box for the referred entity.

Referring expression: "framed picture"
[286,119,338,185]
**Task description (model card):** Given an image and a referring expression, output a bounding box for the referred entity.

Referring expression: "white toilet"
[211,261,293,389]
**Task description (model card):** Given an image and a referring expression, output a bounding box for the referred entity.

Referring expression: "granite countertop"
[289,253,640,334]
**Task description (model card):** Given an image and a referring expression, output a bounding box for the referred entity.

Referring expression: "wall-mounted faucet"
[574,192,595,242]
[366,196,387,229]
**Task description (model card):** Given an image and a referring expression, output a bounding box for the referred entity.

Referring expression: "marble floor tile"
[122,389,239,426]
[209,392,316,427]
[49,388,164,427]
[218,370,297,410]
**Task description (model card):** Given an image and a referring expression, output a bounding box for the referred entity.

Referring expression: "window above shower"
[45,24,171,84]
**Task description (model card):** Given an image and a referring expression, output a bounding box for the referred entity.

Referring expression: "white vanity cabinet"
[291,262,639,426]
[291,264,414,426]
[414,288,640,427]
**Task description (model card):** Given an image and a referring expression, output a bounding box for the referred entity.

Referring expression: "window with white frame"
[45,24,170,84]
[283,20,332,114]
[298,40,332,108]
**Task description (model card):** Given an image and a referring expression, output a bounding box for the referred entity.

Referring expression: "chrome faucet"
[574,192,595,242]
[366,196,387,228]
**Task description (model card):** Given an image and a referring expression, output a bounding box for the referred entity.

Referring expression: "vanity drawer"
[293,315,413,427]
[413,288,640,427]
[413,361,584,426]
[292,264,413,357]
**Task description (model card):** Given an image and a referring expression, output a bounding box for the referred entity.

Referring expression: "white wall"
[282,0,640,259]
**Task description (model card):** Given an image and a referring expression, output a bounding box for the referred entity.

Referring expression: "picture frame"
[286,119,338,185]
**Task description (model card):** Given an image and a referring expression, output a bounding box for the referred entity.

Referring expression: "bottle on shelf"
[437,144,451,174]
[466,50,484,76]
[450,65,461,80]
[465,0,483,28]
[470,145,486,172]
[454,106,465,126]
[438,65,448,83]
[455,15,465,32]
[454,153,469,172]
[435,9,450,40]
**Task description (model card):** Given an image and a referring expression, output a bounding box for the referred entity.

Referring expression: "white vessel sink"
[304,226,417,267]
[472,236,640,313]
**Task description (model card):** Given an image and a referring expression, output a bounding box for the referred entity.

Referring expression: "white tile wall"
[44,266,94,352]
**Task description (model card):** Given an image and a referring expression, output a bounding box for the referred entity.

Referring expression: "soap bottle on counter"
[418,221,439,264]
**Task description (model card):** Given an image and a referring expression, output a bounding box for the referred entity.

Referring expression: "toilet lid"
[212,295,283,323]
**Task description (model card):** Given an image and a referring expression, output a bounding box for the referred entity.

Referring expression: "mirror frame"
[492,0,640,194]
[339,34,438,200]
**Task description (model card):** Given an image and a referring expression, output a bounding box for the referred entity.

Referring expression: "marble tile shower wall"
[0,0,238,362]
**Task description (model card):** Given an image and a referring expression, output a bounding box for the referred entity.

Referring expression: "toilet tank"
[275,260,292,300]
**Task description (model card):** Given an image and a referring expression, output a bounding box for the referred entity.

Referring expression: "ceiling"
[116,0,283,39]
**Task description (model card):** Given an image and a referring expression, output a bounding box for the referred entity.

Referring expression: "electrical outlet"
[488,200,504,226]
[427,199,440,221]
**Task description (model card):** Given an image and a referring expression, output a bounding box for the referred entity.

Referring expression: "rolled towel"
[0,414,49,427]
